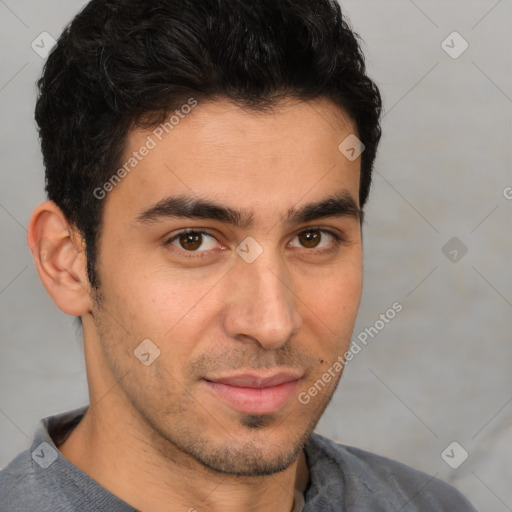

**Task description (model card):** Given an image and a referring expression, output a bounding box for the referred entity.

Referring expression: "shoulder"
[0,406,139,512]
[1,448,34,491]
[0,448,64,512]
[304,433,479,511]
[0,408,88,512]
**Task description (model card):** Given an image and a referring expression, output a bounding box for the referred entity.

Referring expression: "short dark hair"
[35,0,382,289]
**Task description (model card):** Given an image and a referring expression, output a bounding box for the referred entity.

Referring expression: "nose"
[222,254,302,350]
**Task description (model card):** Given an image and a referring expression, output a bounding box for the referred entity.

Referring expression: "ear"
[27,200,93,316]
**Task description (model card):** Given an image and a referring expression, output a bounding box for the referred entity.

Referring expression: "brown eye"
[290,228,344,252]
[298,230,321,248]
[166,230,219,253]
[179,232,203,251]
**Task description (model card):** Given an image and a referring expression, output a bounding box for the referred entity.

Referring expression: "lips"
[206,371,302,389]
[203,370,303,415]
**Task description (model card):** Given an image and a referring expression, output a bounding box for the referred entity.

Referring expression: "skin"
[28,97,363,512]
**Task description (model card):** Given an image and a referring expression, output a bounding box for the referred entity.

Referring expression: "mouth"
[203,370,303,415]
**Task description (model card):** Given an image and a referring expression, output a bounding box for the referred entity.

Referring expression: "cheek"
[98,242,190,333]
[299,260,362,362]
[306,262,362,321]
[101,267,224,378]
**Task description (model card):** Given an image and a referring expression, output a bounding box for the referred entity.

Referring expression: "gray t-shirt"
[0,406,478,511]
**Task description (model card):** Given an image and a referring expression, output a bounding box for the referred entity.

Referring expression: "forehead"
[105,97,361,225]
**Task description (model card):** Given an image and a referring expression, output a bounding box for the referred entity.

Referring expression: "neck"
[58,396,309,512]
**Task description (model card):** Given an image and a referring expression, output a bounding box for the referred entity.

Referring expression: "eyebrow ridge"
[135,191,362,227]
[136,195,254,227]
[288,192,363,224]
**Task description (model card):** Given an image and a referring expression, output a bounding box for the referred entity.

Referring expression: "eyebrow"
[135,190,362,227]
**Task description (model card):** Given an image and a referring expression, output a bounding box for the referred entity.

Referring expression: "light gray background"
[1,1,511,510]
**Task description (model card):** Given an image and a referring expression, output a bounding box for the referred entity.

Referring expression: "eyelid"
[292,225,344,240]
[163,227,222,259]
[288,226,347,252]
[165,228,216,241]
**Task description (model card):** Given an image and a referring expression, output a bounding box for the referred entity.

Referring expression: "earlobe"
[27,200,93,316]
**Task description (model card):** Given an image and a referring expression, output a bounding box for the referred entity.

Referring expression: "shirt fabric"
[0,406,478,511]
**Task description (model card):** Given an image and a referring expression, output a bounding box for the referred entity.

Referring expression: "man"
[0,0,478,510]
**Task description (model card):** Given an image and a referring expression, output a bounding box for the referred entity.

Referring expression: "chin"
[188,420,313,477]
[197,442,302,477]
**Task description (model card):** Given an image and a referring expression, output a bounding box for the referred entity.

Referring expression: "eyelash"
[163,227,347,259]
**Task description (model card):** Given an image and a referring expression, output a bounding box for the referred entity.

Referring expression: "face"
[89,97,363,476]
